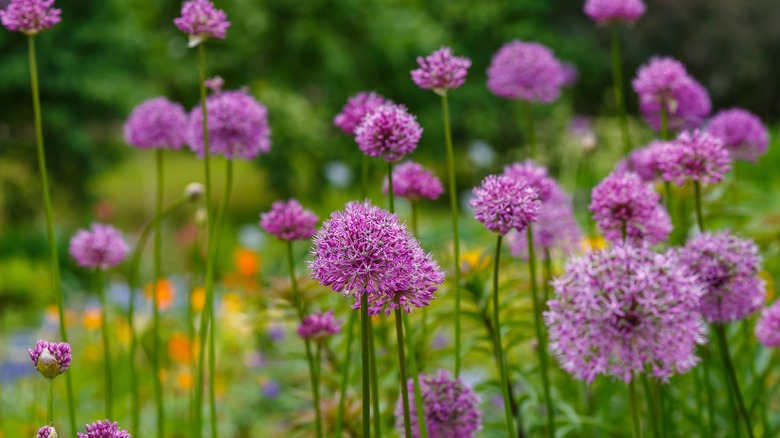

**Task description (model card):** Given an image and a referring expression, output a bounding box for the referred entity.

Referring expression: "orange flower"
[234,248,261,276]
[191,286,206,313]
[145,279,176,311]
[168,332,192,364]
[82,308,103,330]
[176,370,193,391]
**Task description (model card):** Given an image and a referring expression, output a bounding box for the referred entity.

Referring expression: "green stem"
[97,269,113,418]
[693,181,705,233]
[493,235,518,437]
[716,325,755,438]
[641,376,659,438]
[703,351,716,437]
[611,24,632,157]
[660,103,669,141]
[335,311,357,437]
[523,101,537,160]
[152,148,165,438]
[387,161,395,213]
[403,311,428,438]
[543,249,552,305]
[368,317,381,437]
[360,294,371,438]
[441,94,463,377]
[395,301,412,438]
[693,366,708,438]
[28,33,77,435]
[410,201,419,238]
[361,153,369,200]
[47,377,53,426]
[628,380,642,438]
[656,382,668,438]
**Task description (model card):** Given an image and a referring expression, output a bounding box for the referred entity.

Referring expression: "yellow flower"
[82,308,103,331]
[461,248,490,273]
[191,287,206,313]
[223,293,243,314]
[581,235,607,251]
[234,248,261,276]
[177,370,193,391]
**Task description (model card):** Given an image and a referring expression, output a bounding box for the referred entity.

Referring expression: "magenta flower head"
[503,159,557,203]
[470,174,541,236]
[382,161,443,202]
[396,369,482,438]
[679,231,765,323]
[334,91,391,136]
[69,224,129,270]
[37,425,58,438]
[188,89,271,160]
[77,420,131,438]
[614,140,669,182]
[173,0,230,47]
[0,0,60,35]
[309,201,444,315]
[584,0,646,24]
[657,129,731,186]
[297,310,342,340]
[507,186,581,261]
[259,199,319,241]
[590,171,671,245]
[124,97,188,150]
[29,340,71,379]
[411,47,472,95]
[487,40,566,103]
[756,301,780,349]
[546,243,706,384]
[355,104,422,163]
[707,108,769,163]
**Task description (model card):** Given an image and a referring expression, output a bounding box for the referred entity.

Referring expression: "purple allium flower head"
[259,199,318,241]
[0,0,60,34]
[297,310,342,340]
[546,243,706,384]
[173,0,230,47]
[486,40,566,103]
[382,161,444,202]
[614,140,670,182]
[707,108,769,162]
[590,171,671,245]
[37,425,57,438]
[69,224,129,270]
[124,97,188,150]
[584,0,646,24]
[333,91,391,136]
[204,76,224,93]
[679,232,765,323]
[507,186,581,260]
[77,420,131,438]
[411,47,472,95]
[188,89,271,160]
[657,129,731,186]
[29,340,71,379]
[396,369,482,438]
[470,174,541,236]
[503,159,557,202]
[309,201,444,315]
[355,104,423,163]
[561,62,580,87]
[756,301,780,348]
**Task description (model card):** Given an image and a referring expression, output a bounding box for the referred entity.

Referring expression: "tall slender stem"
[716,325,755,438]
[368,314,381,437]
[335,311,357,437]
[693,181,705,233]
[411,201,426,372]
[628,380,642,438]
[395,301,413,438]
[703,351,716,436]
[152,148,165,438]
[387,161,395,213]
[441,94,463,377]
[410,202,419,238]
[361,154,370,200]
[403,312,428,438]
[493,235,518,437]
[47,378,53,426]
[27,33,77,434]
[523,101,537,160]
[542,249,552,304]
[660,103,669,141]
[641,375,659,438]
[360,294,371,438]
[97,269,113,418]
[611,24,632,157]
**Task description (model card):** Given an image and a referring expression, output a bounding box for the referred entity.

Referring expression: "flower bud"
[184,182,205,202]
[37,425,58,438]
[29,340,71,380]
[194,208,208,227]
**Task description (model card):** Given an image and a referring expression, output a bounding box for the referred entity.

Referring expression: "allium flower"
[37,425,57,438]
[355,104,422,162]
[411,47,472,94]
[561,62,580,87]
[382,161,443,201]
[546,243,706,384]
[204,76,224,92]
[470,175,541,236]
[309,201,444,315]
[259,199,319,241]
[395,370,482,438]
[123,97,188,150]
[0,0,60,34]
[503,159,557,202]
[69,224,129,270]
[756,301,780,348]
[77,420,131,438]
[333,91,391,136]
[507,186,581,260]
[679,232,765,323]
[584,0,646,24]
[173,0,230,47]
[657,129,731,186]
[590,171,671,245]
[29,340,71,379]
[707,108,769,162]
[188,89,271,160]
[614,141,669,182]
[297,310,342,340]
[486,40,566,103]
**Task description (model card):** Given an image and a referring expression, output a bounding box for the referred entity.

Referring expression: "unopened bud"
[195,208,208,227]
[37,425,57,438]
[184,182,205,202]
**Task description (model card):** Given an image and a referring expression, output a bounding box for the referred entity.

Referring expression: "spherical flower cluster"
[309,201,444,315]
[487,40,566,103]
[29,340,71,379]
[584,0,646,24]
[297,310,342,340]
[333,91,391,136]
[614,141,670,182]
[0,0,60,34]
[259,199,319,241]
[355,104,422,162]
[679,232,765,323]
[507,186,581,260]
[382,161,444,202]
[657,129,731,186]
[707,108,769,162]
[69,224,129,270]
[411,47,472,94]
[188,89,271,160]
[503,159,557,202]
[546,243,706,384]
[470,174,541,236]
[77,420,131,438]
[123,97,188,150]
[37,425,57,438]
[173,0,230,46]
[755,301,780,348]
[632,57,711,131]
[395,369,482,438]
[590,171,671,245]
